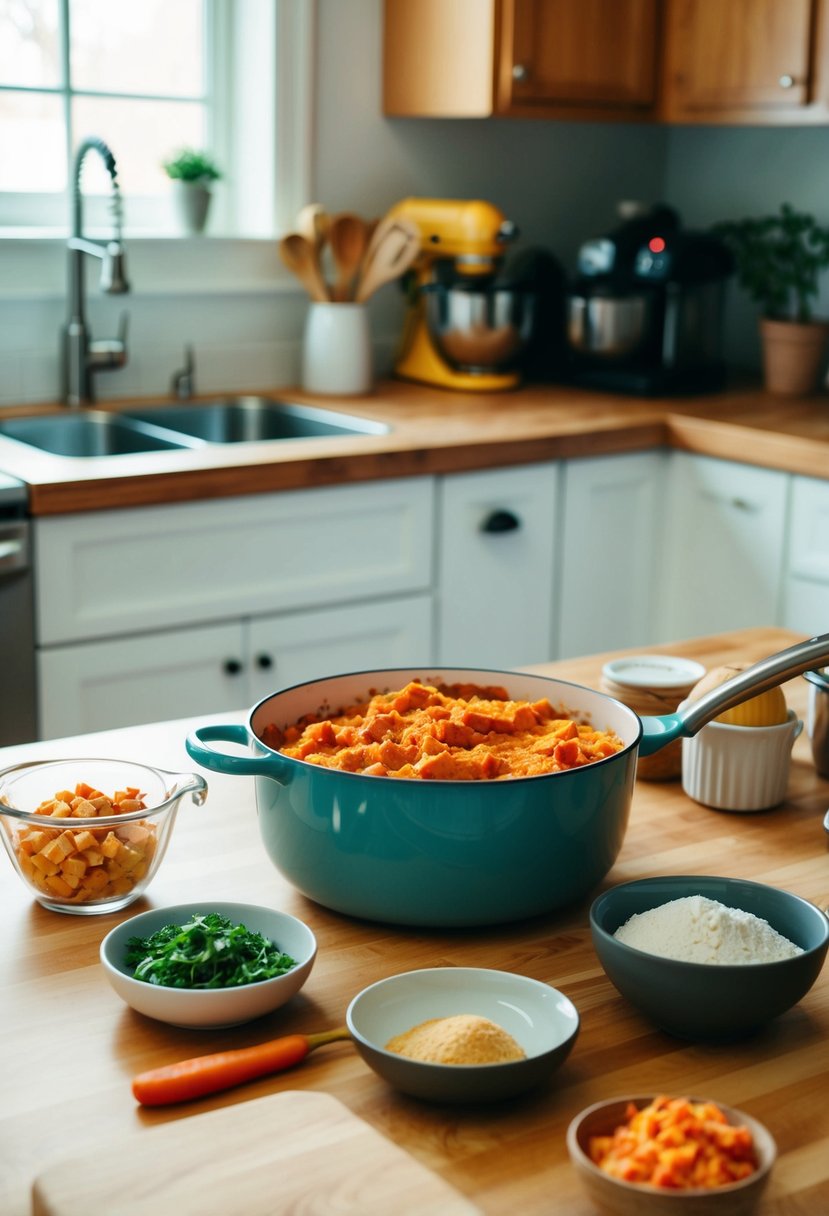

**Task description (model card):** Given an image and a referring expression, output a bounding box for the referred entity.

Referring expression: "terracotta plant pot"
[759,317,829,396]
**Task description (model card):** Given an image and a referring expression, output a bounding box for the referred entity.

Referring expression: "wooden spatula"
[354,217,420,303]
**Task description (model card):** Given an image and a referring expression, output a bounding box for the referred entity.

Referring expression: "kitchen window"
[0,0,312,239]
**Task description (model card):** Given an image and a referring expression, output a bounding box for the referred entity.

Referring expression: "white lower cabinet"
[658,453,789,640]
[556,451,666,658]
[38,593,434,740]
[33,476,436,740]
[436,462,558,667]
[783,475,829,634]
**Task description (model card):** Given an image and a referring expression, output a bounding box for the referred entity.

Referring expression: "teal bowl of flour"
[590,875,829,1040]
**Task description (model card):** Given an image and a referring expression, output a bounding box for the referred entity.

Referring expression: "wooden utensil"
[132,1026,351,1106]
[328,212,371,301]
[279,231,330,301]
[33,1090,481,1216]
[295,202,330,252]
[354,217,421,303]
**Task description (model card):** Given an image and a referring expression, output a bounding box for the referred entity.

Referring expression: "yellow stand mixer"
[386,197,531,392]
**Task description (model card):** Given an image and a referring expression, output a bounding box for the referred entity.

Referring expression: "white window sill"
[0,232,302,301]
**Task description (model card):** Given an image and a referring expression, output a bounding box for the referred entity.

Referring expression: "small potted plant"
[162,148,222,235]
[712,203,829,395]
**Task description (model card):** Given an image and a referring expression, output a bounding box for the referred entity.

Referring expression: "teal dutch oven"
[185,635,829,927]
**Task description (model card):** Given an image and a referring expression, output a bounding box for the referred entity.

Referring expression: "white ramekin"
[681,707,803,812]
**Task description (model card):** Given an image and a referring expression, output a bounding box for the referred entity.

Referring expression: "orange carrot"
[132,1027,350,1106]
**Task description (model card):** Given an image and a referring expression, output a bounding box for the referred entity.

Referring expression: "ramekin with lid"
[601,654,706,781]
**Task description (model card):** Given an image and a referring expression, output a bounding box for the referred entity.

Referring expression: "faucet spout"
[61,136,130,407]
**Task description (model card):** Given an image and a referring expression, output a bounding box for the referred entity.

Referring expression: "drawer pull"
[481,509,521,534]
[256,653,274,670]
[223,658,243,676]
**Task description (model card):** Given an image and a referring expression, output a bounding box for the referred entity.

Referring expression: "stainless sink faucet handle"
[88,311,129,373]
[171,344,196,399]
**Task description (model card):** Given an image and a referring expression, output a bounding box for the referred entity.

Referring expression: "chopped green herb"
[125,912,297,989]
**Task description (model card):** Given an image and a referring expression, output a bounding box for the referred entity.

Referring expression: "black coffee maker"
[564,204,734,395]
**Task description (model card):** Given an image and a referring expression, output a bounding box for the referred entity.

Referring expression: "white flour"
[613,894,803,964]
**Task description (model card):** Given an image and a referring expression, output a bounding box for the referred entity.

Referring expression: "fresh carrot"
[132,1027,350,1106]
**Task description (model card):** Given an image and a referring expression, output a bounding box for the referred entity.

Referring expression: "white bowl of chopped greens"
[100,901,317,1028]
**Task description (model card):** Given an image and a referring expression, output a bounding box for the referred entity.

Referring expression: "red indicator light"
[648,236,666,254]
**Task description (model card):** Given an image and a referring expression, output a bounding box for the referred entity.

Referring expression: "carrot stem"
[132,1027,350,1106]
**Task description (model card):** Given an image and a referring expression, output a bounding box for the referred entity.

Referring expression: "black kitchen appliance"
[564,205,734,395]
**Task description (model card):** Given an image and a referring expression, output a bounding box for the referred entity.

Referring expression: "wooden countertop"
[2,379,829,515]
[1,626,827,1214]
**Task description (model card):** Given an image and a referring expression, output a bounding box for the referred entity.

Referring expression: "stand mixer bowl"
[423,282,535,373]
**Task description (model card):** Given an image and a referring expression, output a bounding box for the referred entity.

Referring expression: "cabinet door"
[35,477,434,646]
[436,463,558,668]
[557,452,665,659]
[248,593,434,702]
[38,622,247,741]
[783,474,829,633]
[499,0,659,115]
[659,454,789,639]
[661,0,817,122]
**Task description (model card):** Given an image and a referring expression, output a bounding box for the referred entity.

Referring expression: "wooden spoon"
[295,202,330,252]
[279,232,330,302]
[354,217,421,303]
[328,212,371,301]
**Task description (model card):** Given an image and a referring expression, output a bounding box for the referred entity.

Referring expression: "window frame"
[0,0,314,245]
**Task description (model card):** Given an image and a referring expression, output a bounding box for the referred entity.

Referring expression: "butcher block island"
[1,628,828,1216]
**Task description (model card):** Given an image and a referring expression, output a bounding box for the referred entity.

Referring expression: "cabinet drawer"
[35,477,435,645]
[436,462,558,667]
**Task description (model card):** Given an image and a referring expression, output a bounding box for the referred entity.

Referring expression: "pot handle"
[185,724,292,781]
[638,631,829,757]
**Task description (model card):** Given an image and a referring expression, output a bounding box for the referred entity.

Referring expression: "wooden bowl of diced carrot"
[566,1094,775,1216]
[0,757,206,914]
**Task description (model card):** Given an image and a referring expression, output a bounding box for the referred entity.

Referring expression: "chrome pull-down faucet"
[61,136,130,406]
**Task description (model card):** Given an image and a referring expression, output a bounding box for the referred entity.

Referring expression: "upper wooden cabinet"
[383,0,660,121]
[661,0,829,123]
[383,0,829,125]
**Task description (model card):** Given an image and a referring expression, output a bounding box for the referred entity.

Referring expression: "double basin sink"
[0,397,389,458]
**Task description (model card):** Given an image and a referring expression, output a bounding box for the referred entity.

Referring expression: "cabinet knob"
[778,74,795,89]
[512,63,529,82]
[255,653,274,670]
[223,658,243,676]
[481,509,521,534]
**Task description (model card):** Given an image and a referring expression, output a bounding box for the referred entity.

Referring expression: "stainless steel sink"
[121,397,389,444]
[0,410,203,457]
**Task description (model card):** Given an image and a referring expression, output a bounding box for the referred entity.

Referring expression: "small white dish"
[681,708,803,812]
[602,654,706,691]
[100,901,317,1029]
[347,966,579,1103]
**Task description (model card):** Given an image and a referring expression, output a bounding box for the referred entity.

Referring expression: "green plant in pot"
[163,148,222,235]
[712,203,829,396]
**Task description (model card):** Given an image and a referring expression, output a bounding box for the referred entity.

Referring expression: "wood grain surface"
[2,379,829,515]
[32,1090,480,1216]
[1,626,827,1215]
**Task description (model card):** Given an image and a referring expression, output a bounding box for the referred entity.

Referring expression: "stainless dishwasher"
[0,473,36,745]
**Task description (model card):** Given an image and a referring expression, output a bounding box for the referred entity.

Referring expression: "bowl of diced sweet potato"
[0,757,207,914]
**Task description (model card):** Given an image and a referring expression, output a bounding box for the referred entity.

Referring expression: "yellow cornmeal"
[385,1014,526,1065]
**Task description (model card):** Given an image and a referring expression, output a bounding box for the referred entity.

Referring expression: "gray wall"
[3,0,828,404]
[316,0,829,375]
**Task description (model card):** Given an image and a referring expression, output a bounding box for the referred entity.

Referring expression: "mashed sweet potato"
[261,680,624,780]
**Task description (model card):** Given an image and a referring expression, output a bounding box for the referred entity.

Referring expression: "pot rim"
[245,665,645,785]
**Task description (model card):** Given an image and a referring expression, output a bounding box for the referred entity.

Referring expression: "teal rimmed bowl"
[591,875,829,1039]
